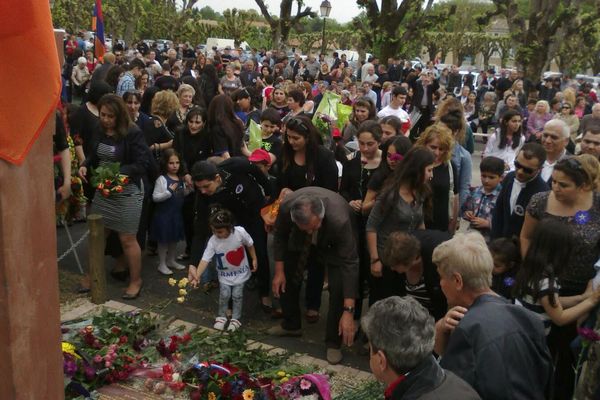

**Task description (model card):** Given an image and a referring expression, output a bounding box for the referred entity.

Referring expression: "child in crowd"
[488,237,520,300]
[188,210,257,332]
[258,108,283,164]
[151,149,193,275]
[514,219,600,335]
[461,156,504,241]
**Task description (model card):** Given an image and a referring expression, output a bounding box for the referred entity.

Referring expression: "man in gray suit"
[268,187,359,365]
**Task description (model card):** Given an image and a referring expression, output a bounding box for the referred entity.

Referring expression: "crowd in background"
[52,34,600,399]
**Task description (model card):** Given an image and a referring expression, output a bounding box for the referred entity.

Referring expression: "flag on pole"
[93,0,106,59]
[0,1,61,165]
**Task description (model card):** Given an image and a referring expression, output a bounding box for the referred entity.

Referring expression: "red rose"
[119,335,128,344]
[163,373,173,382]
[104,179,112,185]
[110,326,121,334]
[169,381,186,391]
[182,333,192,343]
[162,364,173,374]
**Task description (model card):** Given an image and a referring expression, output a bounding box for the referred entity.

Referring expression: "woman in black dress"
[173,107,212,260]
[339,120,383,320]
[416,124,458,233]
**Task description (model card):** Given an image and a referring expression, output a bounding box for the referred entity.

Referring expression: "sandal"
[227,319,242,332]
[213,317,227,331]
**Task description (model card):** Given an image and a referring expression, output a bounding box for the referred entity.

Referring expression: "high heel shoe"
[122,284,143,300]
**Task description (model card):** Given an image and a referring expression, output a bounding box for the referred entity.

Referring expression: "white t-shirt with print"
[202,226,254,286]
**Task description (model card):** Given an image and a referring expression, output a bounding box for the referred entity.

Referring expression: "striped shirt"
[515,277,559,335]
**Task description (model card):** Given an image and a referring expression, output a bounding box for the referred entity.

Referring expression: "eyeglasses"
[287,117,309,133]
[514,160,536,174]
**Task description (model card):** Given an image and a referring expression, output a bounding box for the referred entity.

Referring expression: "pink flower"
[93,355,103,364]
[578,327,600,342]
[300,379,312,390]
[105,360,112,368]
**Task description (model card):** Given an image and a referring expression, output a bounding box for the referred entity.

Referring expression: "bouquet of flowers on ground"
[91,162,129,198]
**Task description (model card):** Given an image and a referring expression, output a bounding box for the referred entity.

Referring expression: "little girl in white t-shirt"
[189,210,257,332]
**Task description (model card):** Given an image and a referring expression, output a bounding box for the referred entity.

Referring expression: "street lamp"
[320,0,332,56]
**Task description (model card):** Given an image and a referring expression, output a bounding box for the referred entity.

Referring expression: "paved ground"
[57,141,485,372]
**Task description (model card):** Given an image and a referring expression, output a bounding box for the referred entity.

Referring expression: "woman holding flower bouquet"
[78,94,150,299]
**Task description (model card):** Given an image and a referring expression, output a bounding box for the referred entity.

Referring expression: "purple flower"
[578,327,600,342]
[574,210,590,225]
[84,365,96,381]
[63,357,78,377]
[503,277,516,287]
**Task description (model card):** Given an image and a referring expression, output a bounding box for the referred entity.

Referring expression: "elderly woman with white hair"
[166,83,196,131]
[362,296,480,399]
[432,232,552,400]
[540,118,571,182]
[526,100,553,141]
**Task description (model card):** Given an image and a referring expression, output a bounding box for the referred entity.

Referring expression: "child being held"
[188,210,257,332]
[462,156,504,241]
[488,237,521,300]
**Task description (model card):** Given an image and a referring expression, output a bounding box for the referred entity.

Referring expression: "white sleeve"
[201,237,216,262]
[236,227,254,247]
[483,132,497,158]
[152,176,172,202]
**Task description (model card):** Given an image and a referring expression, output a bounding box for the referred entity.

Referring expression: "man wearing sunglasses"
[491,143,549,239]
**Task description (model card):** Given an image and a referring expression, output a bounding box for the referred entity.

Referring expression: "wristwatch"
[343,306,355,314]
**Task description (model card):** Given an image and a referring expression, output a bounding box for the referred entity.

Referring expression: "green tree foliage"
[51,0,92,33]
[219,9,256,48]
[254,0,317,50]
[197,6,222,21]
[480,0,600,81]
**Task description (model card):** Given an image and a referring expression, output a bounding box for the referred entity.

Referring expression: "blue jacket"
[451,143,472,209]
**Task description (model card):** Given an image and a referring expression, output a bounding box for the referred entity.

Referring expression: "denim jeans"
[218,283,244,321]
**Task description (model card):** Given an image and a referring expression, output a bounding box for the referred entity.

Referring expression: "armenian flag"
[92,0,105,59]
[0,1,60,164]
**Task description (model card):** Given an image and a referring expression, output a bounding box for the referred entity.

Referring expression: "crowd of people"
[52,36,600,399]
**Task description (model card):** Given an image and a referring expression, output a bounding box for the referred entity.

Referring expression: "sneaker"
[213,317,227,331]
[326,348,343,365]
[158,264,173,275]
[266,325,302,337]
[167,261,186,271]
[227,319,241,332]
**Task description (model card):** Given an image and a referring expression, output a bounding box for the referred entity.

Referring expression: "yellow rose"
[208,392,216,400]
[280,377,289,383]
[177,296,185,303]
[277,370,286,377]
[242,389,255,400]
[178,278,189,288]
[168,278,177,286]
[61,342,80,359]
[179,289,187,296]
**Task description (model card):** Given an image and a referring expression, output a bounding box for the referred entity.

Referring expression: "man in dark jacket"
[268,187,358,365]
[433,232,553,400]
[362,296,480,400]
[491,143,548,239]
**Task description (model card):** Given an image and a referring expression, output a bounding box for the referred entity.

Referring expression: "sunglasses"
[514,160,536,174]
[287,117,309,133]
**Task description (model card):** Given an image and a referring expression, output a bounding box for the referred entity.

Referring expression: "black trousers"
[280,247,344,348]
[244,216,270,298]
[410,107,433,142]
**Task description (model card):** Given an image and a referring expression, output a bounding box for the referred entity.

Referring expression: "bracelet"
[370,258,380,264]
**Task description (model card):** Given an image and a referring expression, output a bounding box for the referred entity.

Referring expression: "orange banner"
[0,1,61,165]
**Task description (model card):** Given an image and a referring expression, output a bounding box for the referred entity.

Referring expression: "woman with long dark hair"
[366,146,434,304]
[173,107,212,260]
[483,109,524,171]
[78,94,148,299]
[341,97,377,143]
[207,94,247,159]
[198,63,219,106]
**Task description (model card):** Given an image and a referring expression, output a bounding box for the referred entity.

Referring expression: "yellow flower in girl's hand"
[177,296,185,303]
[168,278,177,287]
[179,289,187,296]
